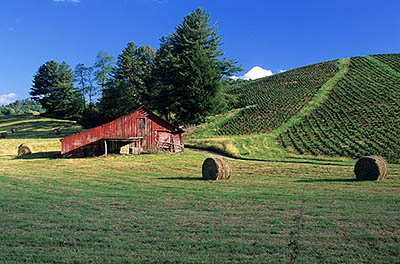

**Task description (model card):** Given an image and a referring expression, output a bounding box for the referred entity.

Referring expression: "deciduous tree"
[94,51,115,98]
[75,64,96,105]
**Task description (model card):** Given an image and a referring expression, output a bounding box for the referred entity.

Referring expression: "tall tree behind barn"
[60,107,184,158]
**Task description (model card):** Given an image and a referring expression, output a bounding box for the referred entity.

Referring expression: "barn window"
[139,118,145,130]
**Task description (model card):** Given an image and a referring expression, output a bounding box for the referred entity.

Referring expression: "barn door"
[157,131,171,151]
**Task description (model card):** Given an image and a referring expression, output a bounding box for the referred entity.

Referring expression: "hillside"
[280,55,400,163]
[219,59,339,135]
[0,114,82,156]
[188,53,400,163]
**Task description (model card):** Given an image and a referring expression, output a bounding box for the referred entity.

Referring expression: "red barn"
[61,107,184,158]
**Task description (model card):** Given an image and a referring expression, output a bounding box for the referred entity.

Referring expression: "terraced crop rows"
[280,56,400,163]
[372,53,400,73]
[218,60,339,135]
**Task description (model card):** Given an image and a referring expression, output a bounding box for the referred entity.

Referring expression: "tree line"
[30,8,241,128]
[0,99,44,116]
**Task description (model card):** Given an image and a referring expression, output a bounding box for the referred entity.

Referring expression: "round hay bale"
[18,143,33,156]
[11,128,18,133]
[0,132,8,139]
[218,157,232,180]
[202,157,231,180]
[354,155,388,181]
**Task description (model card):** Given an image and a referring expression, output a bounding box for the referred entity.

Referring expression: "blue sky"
[1,0,399,104]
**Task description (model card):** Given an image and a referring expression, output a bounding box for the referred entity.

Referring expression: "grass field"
[0,114,81,156]
[1,150,399,263]
[1,102,399,263]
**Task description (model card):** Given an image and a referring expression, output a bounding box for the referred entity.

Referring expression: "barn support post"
[104,140,108,157]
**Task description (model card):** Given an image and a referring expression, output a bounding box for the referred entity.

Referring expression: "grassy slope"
[0,151,399,263]
[188,54,400,164]
[0,114,82,156]
[187,59,352,165]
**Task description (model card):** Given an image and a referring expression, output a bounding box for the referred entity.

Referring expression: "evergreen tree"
[30,60,84,119]
[100,42,155,121]
[152,8,241,124]
[30,60,59,112]
[150,35,178,120]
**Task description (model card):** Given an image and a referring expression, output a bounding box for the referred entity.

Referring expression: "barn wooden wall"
[61,108,183,157]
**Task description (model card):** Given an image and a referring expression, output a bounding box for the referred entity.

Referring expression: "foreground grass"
[0,150,399,263]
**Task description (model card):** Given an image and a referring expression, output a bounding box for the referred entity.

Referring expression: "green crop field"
[218,60,338,135]
[280,56,400,163]
[188,54,400,164]
[372,53,400,73]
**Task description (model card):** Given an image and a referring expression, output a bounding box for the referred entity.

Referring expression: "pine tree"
[150,35,178,120]
[30,60,59,112]
[100,42,155,121]
[31,60,84,119]
[152,8,241,124]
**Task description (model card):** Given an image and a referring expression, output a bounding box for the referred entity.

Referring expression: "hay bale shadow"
[157,177,204,181]
[295,178,358,183]
[14,151,61,160]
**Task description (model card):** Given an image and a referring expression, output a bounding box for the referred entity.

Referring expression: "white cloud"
[0,93,17,105]
[231,66,273,80]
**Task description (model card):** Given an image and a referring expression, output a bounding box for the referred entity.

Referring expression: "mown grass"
[0,151,399,263]
[0,114,82,155]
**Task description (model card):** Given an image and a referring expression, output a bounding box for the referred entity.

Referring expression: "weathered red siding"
[61,107,184,157]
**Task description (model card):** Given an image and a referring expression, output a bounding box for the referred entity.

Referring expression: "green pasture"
[0,114,81,156]
[0,149,399,263]
[0,113,399,263]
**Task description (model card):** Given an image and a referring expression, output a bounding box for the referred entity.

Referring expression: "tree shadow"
[296,178,358,183]
[0,115,82,139]
[14,151,61,160]
[157,177,204,181]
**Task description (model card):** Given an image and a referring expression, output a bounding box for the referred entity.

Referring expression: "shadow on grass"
[157,177,204,181]
[15,151,61,160]
[0,114,82,139]
[296,178,357,183]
